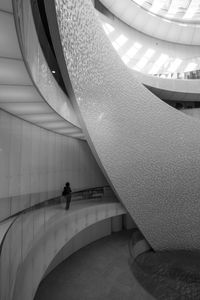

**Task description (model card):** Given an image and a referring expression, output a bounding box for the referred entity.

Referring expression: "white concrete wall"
[0,201,125,300]
[0,109,107,221]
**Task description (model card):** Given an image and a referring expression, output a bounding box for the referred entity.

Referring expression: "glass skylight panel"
[112,34,128,50]
[134,48,155,70]
[166,0,182,18]
[183,0,200,19]
[121,42,142,64]
[122,56,130,64]
[145,48,155,57]
[184,62,198,72]
[148,54,169,74]
[102,23,115,35]
[116,35,128,47]
[150,0,167,14]
[134,57,148,70]
[126,43,142,58]
[167,58,182,73]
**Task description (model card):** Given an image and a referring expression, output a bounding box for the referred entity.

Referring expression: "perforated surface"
[56,0,200,250]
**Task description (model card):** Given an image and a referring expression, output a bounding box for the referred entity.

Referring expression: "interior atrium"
[1,0,200,299]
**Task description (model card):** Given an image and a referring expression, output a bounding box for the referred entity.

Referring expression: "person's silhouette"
[62,182,72,210]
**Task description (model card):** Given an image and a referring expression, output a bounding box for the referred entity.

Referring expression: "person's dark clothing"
[62,183,72,210]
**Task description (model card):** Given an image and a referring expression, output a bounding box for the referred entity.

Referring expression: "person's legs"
[65,195,71,210]
[65,196,68,210]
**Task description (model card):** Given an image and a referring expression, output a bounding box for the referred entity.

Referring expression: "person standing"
[62,182,72,210]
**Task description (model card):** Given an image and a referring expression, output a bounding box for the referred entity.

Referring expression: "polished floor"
[34,230,153,300]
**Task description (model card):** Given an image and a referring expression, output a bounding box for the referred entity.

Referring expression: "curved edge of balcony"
[0,0,83,139]
[1,199,125,300]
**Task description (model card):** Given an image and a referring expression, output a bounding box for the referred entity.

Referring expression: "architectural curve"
[53,0,200,250]
[99,0,200,45]
[99,13,200,87]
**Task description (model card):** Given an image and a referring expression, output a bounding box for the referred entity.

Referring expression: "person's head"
[66,182,70,187]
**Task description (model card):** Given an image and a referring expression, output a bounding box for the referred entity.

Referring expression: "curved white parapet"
[99,0,200,46]
[0,200,125,300]
[54,0,200,251]
[13,0,80,129]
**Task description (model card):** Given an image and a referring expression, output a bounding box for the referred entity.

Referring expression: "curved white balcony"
[0,0,83,139]
[99,0,200,45]
[0,198,125,300]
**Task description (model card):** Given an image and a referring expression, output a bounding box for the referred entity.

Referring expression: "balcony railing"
[154,69,200,80]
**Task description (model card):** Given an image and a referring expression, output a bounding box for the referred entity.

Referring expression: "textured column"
[55,0,200,250]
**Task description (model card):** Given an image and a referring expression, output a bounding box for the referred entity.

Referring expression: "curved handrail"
[154,69,200,80]
[0,217,18,254]
[0,185,110,224]
[0,185,110,251]
[0,184,118,300]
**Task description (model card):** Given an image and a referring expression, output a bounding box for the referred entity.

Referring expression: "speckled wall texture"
[55,0,200,250]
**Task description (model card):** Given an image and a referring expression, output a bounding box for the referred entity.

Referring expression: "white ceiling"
[99,0,200,45]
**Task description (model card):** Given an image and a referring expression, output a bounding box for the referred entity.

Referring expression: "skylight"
[183,0,200,19]
[134,49,155,70]
[102,23,115,35]
[150,0,166,14]
[122,42,142,64]
[131,0,200,22]
[112,34,128,50]
[149,54,169,74]
[101,18,200,77]
[167,58,182,73]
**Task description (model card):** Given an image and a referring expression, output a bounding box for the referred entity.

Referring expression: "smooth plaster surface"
[8,200,125,300]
